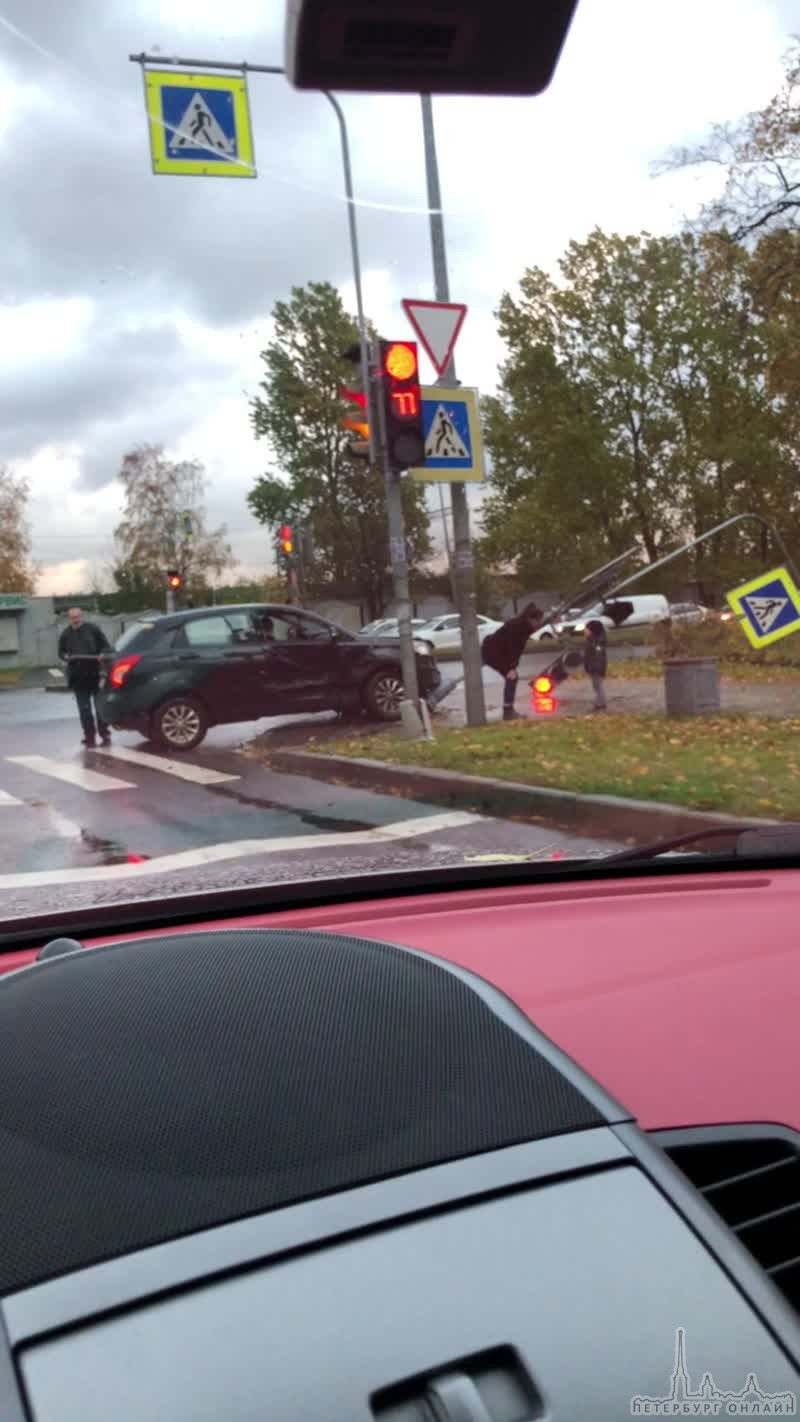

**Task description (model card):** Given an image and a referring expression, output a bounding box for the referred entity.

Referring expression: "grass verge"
[0,668,22,686]
[318,714,800,819]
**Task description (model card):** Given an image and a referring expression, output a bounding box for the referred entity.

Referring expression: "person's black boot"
[503,706,520,721]
[82,736,96,747]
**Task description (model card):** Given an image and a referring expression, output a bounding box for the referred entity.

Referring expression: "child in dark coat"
[583,619,608,712]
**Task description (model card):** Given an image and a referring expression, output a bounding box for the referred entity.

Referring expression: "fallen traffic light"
[378,339,425,473]
[540,649,583,687]
[532,674,554,695]
[531,692,558,715]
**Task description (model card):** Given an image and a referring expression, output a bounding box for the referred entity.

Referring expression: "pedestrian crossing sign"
[143,69,256,178]
[725,565,800,648]
[408,386,485,482]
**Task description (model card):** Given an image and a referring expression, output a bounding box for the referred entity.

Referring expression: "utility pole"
[420,94,486,726]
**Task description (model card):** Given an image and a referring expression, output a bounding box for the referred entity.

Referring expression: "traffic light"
[531,650,582,710]
[378,339,425,473]
[166,570,182,590]
[278,525,294,558]
[339,341,372,459]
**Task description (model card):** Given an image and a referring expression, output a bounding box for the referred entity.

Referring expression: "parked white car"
[415,613,503,652]
[358,618,428,638]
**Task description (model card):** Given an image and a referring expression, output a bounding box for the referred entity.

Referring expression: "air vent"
[659,1130,800,1313]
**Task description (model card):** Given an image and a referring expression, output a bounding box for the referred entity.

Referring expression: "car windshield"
[2,2,800,930]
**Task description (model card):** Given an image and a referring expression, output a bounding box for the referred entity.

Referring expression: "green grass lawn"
[320,714,800,819]
[0,668,22,686]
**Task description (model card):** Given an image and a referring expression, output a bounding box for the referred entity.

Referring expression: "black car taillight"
[109,654,141,689]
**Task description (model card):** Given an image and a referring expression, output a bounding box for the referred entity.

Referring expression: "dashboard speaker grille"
[0,929,604,1296]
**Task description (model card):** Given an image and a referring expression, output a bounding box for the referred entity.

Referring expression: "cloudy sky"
[0,0,795,594]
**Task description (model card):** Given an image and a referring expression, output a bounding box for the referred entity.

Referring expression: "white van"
[562,594,669,634]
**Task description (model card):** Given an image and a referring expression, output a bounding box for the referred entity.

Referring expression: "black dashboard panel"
[17,1164,799,1422]
[2,926,799,1420]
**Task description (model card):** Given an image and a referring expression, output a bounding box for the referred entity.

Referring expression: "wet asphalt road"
[0,685,623,922]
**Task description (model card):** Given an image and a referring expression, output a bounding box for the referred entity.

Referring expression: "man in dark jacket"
[58,607,112,747]
[583,618,608,711]
[481,603,543,720]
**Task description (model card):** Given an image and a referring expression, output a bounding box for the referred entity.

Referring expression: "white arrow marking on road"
[0,789,22,805]
[90,745,240,785]
[0,810,485,887]
[6,756,135,792]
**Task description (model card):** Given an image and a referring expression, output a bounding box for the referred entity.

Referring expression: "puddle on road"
[206,781,375,834]
[15,828,151,873]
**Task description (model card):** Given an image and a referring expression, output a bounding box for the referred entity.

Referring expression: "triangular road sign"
[402,299,467,377]
[744,594,788,634]
[168,93,235,156]
[425,404,469,459]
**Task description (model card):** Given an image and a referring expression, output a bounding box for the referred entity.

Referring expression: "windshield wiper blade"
[599,823,800,867]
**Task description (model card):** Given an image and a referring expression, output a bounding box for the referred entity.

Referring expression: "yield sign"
[402,298,467,377]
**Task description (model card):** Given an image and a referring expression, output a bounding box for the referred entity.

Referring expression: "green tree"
[481,229,800,597]
[0,466,36,594]
[657,40,800,300]
[112,445,235,605]
[248,281,431,617]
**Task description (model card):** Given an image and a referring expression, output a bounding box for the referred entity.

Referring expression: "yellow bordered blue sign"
[143,69,255,179]
[408,385,485,482]
[725,564,800,648]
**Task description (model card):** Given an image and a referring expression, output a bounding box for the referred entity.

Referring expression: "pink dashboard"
[2,867,798,1135]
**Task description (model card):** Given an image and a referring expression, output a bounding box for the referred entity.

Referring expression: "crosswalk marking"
[6,756,135,792]
[0,811,487,888]
[0,789,22,806]
[89,744,240,785]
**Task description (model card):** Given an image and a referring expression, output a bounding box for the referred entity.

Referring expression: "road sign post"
[725,565,800,648]
[419,94,485,726]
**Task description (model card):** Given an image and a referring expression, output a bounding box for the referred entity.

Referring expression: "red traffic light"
[531,694,558,715]
[383,342,418,381]
[379,339,424,472]
[166,570,182,590]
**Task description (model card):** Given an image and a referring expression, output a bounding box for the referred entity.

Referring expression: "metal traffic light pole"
[420,94,486,727]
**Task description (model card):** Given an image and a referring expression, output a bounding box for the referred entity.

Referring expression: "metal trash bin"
[663,657,720,716]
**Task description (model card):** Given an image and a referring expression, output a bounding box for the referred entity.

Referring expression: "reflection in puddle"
[17,829,152,873]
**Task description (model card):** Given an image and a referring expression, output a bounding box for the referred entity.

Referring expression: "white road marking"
[0,789,22,806]
[6,756,135,793]
[0,810,485,888]
[90,744,240,785]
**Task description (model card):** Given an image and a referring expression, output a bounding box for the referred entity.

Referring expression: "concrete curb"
[264,748,778,843]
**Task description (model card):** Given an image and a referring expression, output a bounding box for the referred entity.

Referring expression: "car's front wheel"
[364,669,405,721]
[151,696,208,751]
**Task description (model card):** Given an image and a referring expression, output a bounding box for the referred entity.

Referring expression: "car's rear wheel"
[151,696,208,751]
[364,669,405,721]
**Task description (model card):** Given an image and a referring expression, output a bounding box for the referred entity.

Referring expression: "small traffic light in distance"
[379,339,424,473]
[166,570,182,590]
[278,525,293,556]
